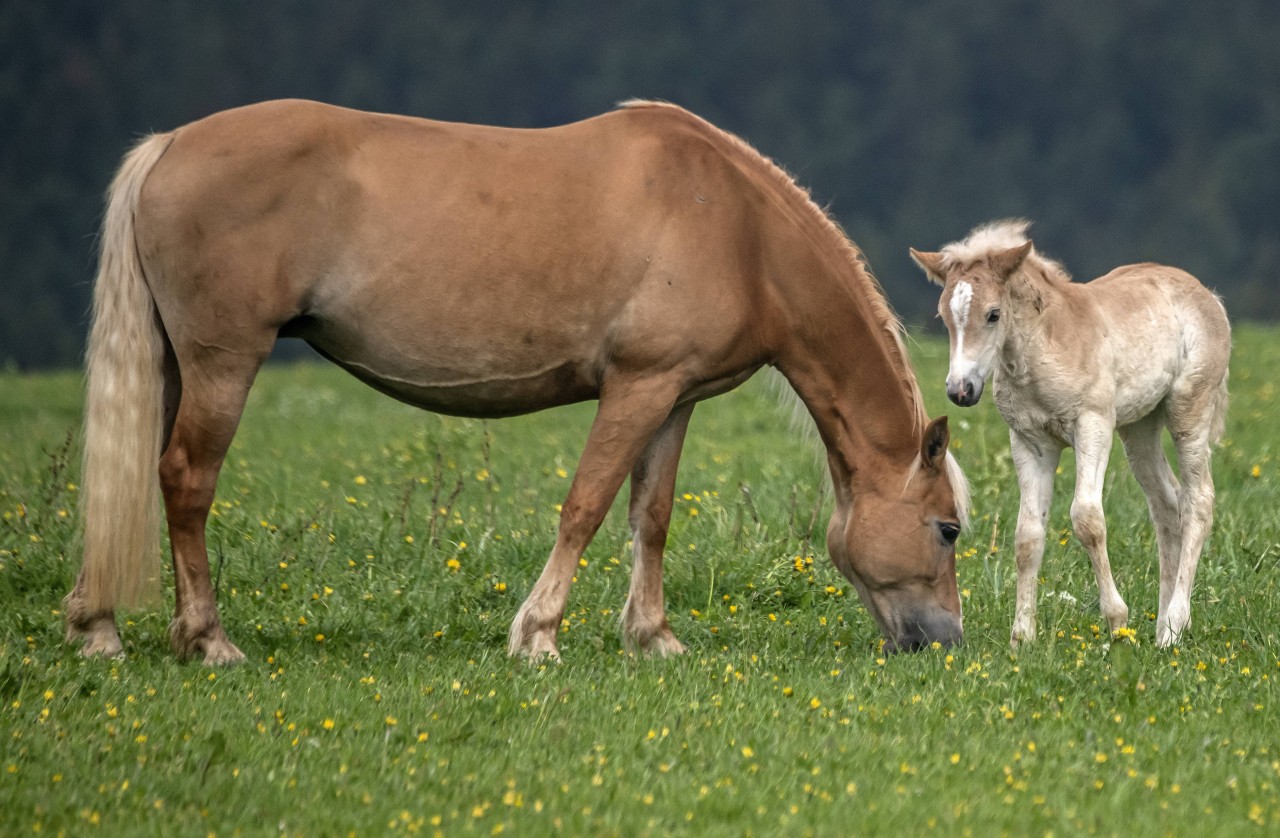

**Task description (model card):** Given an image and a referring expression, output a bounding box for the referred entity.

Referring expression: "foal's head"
[910,222,1035,406]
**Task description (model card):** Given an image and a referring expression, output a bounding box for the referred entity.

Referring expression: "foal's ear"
[909,248,947,286]
[990,241,1033,280]
[921,416,950,472]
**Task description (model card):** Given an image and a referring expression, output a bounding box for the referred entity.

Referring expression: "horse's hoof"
[625,624,687,657]
[67,614,124,659]
[171,616,244,665]
[201,638,247,666]
[511,632,561,662]
[642,633,686,658]
[78,632,124,659]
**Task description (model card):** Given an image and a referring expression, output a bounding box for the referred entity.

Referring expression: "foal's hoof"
[1156,600,1191,648]
[1010,619,1037,648]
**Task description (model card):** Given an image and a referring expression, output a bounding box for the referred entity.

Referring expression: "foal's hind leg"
[1118,414,1182,620]
[620,402,694,656]
[160,346,270,664]
[509,377,682,659]
[1070,414,1129,634]
[1158,423,1217,647]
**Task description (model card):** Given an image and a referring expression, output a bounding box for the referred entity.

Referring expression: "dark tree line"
[4,1,1279,369]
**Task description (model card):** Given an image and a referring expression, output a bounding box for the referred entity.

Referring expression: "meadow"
[1,327,1278,836]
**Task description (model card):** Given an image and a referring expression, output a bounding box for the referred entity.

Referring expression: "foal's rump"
[1089,263,1230,433]
[134,99,764,417]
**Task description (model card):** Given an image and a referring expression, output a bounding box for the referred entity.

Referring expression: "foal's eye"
[986,309,1001,324]
[938,522,962,545]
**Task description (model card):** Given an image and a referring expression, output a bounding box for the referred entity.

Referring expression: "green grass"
[2,327,1278,836]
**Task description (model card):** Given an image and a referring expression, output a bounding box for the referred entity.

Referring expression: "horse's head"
[827,416,967,652]
[910,240,1033,407]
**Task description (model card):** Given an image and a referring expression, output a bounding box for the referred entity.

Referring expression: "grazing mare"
[911,220,1230,647]
[66,99,969,665]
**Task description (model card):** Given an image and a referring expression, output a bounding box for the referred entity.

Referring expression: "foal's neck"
[997,267,1069,374]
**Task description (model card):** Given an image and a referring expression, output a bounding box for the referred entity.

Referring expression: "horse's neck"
[771,243,920,483]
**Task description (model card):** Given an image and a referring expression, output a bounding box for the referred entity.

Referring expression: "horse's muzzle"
[885,611,964,653]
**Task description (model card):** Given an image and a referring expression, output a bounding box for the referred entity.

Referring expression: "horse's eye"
[986,309,1001,324]
[938,522,961,545]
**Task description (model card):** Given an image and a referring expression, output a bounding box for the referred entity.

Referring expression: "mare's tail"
[76,133,174,613]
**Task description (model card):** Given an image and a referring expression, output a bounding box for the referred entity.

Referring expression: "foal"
[911,220,1230,647]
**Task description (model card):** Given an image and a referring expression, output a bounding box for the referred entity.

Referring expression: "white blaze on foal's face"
[939,273,1004,407]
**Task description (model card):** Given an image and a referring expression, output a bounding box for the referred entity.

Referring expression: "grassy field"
[2,326,1278,836]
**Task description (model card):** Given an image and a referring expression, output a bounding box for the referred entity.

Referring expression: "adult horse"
[66,100,968,664]
[912,219,1229,647]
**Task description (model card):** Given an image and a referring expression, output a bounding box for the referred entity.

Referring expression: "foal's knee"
[1070,500,1106,551]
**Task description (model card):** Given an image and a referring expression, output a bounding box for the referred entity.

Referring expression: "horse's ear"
[921,416,950,472]
[991,241,1033,280]
[909,248,947,286]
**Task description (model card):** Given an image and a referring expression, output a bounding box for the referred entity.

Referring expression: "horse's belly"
[302,331,599,418]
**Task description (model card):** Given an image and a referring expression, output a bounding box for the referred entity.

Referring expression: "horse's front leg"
[1009,431,1061,646]
[1070,415,1128,635]
[509,376,682,660]
[620,402,695,656]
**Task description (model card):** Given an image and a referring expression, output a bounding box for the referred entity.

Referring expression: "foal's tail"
[1210,367,1229,447]
[77,133,174,613]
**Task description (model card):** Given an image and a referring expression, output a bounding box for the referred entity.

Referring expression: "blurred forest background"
[4,1,1279,369]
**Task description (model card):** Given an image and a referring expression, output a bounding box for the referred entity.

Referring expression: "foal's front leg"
[508,377,682,660]
[1009,431,1061,645]
[1070,415,1129,634]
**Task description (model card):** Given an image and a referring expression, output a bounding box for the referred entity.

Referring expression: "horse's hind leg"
[620,402,694,656]
[509,377,682,659]
[1118,414,1182,618]
[160,344,270,664]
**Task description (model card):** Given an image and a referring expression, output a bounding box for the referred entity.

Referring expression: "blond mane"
[620,101,969,524]
[937,218,1070,283]
[619,99,927,429]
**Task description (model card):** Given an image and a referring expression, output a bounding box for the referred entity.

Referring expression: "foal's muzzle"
[946,377,983,407]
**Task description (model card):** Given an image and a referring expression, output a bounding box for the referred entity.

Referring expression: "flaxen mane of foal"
[66,99,969,665]
[911,220,1230,647]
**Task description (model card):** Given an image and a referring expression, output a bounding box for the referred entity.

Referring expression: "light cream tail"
[1210,366,1229,447]
[78,132,174,612]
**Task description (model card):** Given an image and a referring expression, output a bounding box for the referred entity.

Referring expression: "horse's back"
[133,100,771,417]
